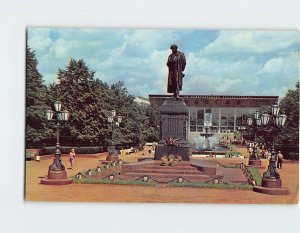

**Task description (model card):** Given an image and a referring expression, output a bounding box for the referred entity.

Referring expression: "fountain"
[199,126,214,150]
[191,113,230,157]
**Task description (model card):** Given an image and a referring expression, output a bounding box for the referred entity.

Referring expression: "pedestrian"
[69,148,76,169]
[277,151,284,169]
[267,151,272,161]
[148,146,152,155]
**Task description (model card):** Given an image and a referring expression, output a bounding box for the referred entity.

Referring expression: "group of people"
[246,140,284,168]
[219,136,231,146]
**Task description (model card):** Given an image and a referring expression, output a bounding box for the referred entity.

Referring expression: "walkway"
[25,149,298,203]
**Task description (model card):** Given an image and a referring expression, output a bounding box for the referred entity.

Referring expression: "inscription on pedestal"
[155,97,190,161]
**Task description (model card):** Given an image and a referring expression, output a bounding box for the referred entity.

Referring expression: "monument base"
[248,159,262,166]
[253,186,289,195]
[40,170,73,185]
[247,159,265,168]
[106,155,119,162]
[253,178,289,195]
[154,144,190,161]
[262,177,282,188]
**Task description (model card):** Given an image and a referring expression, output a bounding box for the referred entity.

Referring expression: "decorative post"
[247,111,262,167]
[253,104,289,195]
[41,101,73,185]
[106,110,122,162]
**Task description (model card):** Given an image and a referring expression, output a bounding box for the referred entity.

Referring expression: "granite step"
[123,171,209,180]
[131,168,202,175]
[144,162,191,167]
[136,165,198,171]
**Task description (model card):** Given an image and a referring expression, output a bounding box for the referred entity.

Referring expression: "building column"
[233,108,237,132]
[218,108,221,133]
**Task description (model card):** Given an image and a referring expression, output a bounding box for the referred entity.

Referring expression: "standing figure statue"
[167,44,186,98]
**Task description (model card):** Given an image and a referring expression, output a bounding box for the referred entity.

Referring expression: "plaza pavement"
[25,147,298,203]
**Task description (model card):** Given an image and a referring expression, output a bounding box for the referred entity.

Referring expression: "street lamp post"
[252,104,289,195]
[247,111,263,167]
[106,110,122,162]
[40,100,73,185]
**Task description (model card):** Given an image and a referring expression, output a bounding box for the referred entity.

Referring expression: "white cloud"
[28,28,52,51]
[27,29,299,98]
[184,52,263,94]
[203,31,299,54]
[259,57,284,74]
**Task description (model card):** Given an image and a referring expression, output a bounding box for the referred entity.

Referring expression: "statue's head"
[170,44,178,52]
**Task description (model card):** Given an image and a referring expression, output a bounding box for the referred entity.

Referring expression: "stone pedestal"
[106,155,119,161]
[247,159,265,169]
[154,97,190,161]
[253,175,289,195]
[253,184,289,195]
[40,169,73,185]
[248,159,261,166]
[106,146,119,162]
[253,157,289,195]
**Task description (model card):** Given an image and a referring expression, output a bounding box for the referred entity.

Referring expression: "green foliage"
[247,167,262,185]
[73,177,157,186]
[39,146,104,155]
[169,182,253,190]
[26,47,52,145]
[44,58,160,147]
[49,59,108,145]
[277,81,299,160]
[245,81,299,160]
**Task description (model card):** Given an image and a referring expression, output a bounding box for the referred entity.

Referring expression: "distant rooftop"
[149,94,278,99]
[149,94,279,108]
[134,96,150,105]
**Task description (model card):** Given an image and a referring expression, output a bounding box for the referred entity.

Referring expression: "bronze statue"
[167,44,186,98]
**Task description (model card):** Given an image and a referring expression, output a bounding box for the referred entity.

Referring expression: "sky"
[27,28,299,98]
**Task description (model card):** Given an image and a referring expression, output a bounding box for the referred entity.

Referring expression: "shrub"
[39,146,104,155]
[286,152,299,160]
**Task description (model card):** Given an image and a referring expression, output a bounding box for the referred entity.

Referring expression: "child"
[69,148,76,169]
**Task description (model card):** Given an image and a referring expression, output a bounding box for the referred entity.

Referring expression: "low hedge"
[169,182,253,190]
[39,146,106,155]
[73,177,157,186]
[286,152,299,160]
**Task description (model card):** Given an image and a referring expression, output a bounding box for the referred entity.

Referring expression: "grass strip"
[73,177,157,186]
[169,182,253,190]
[70,164,120,179]
[247,167,262,186]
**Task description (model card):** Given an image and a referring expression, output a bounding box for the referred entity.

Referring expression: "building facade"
[149,94,278,137]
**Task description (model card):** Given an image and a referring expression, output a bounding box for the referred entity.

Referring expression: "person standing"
[277,151,284,169]
[167,44,186,98]
[69,148,76,169]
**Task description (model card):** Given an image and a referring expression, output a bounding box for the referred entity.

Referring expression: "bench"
[26,149,40,161]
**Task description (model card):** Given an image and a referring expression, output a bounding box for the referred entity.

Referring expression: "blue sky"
[27,28,299,98]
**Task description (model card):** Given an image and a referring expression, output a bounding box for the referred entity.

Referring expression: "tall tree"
[26,46,51,145]
[143,104,160,143]
[278,81,299,159]
[52,59,110,145]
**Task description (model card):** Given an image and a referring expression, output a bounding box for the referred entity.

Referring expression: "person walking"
[69,148,76,169]
[277,151,284,169]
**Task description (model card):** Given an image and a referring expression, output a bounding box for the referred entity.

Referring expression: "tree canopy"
[26,47,52,145]
[29,57,161,148]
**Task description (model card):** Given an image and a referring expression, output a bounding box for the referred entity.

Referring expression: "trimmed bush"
[169,182,253,190]
[39,146,105,155]
[286,152,299,160]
